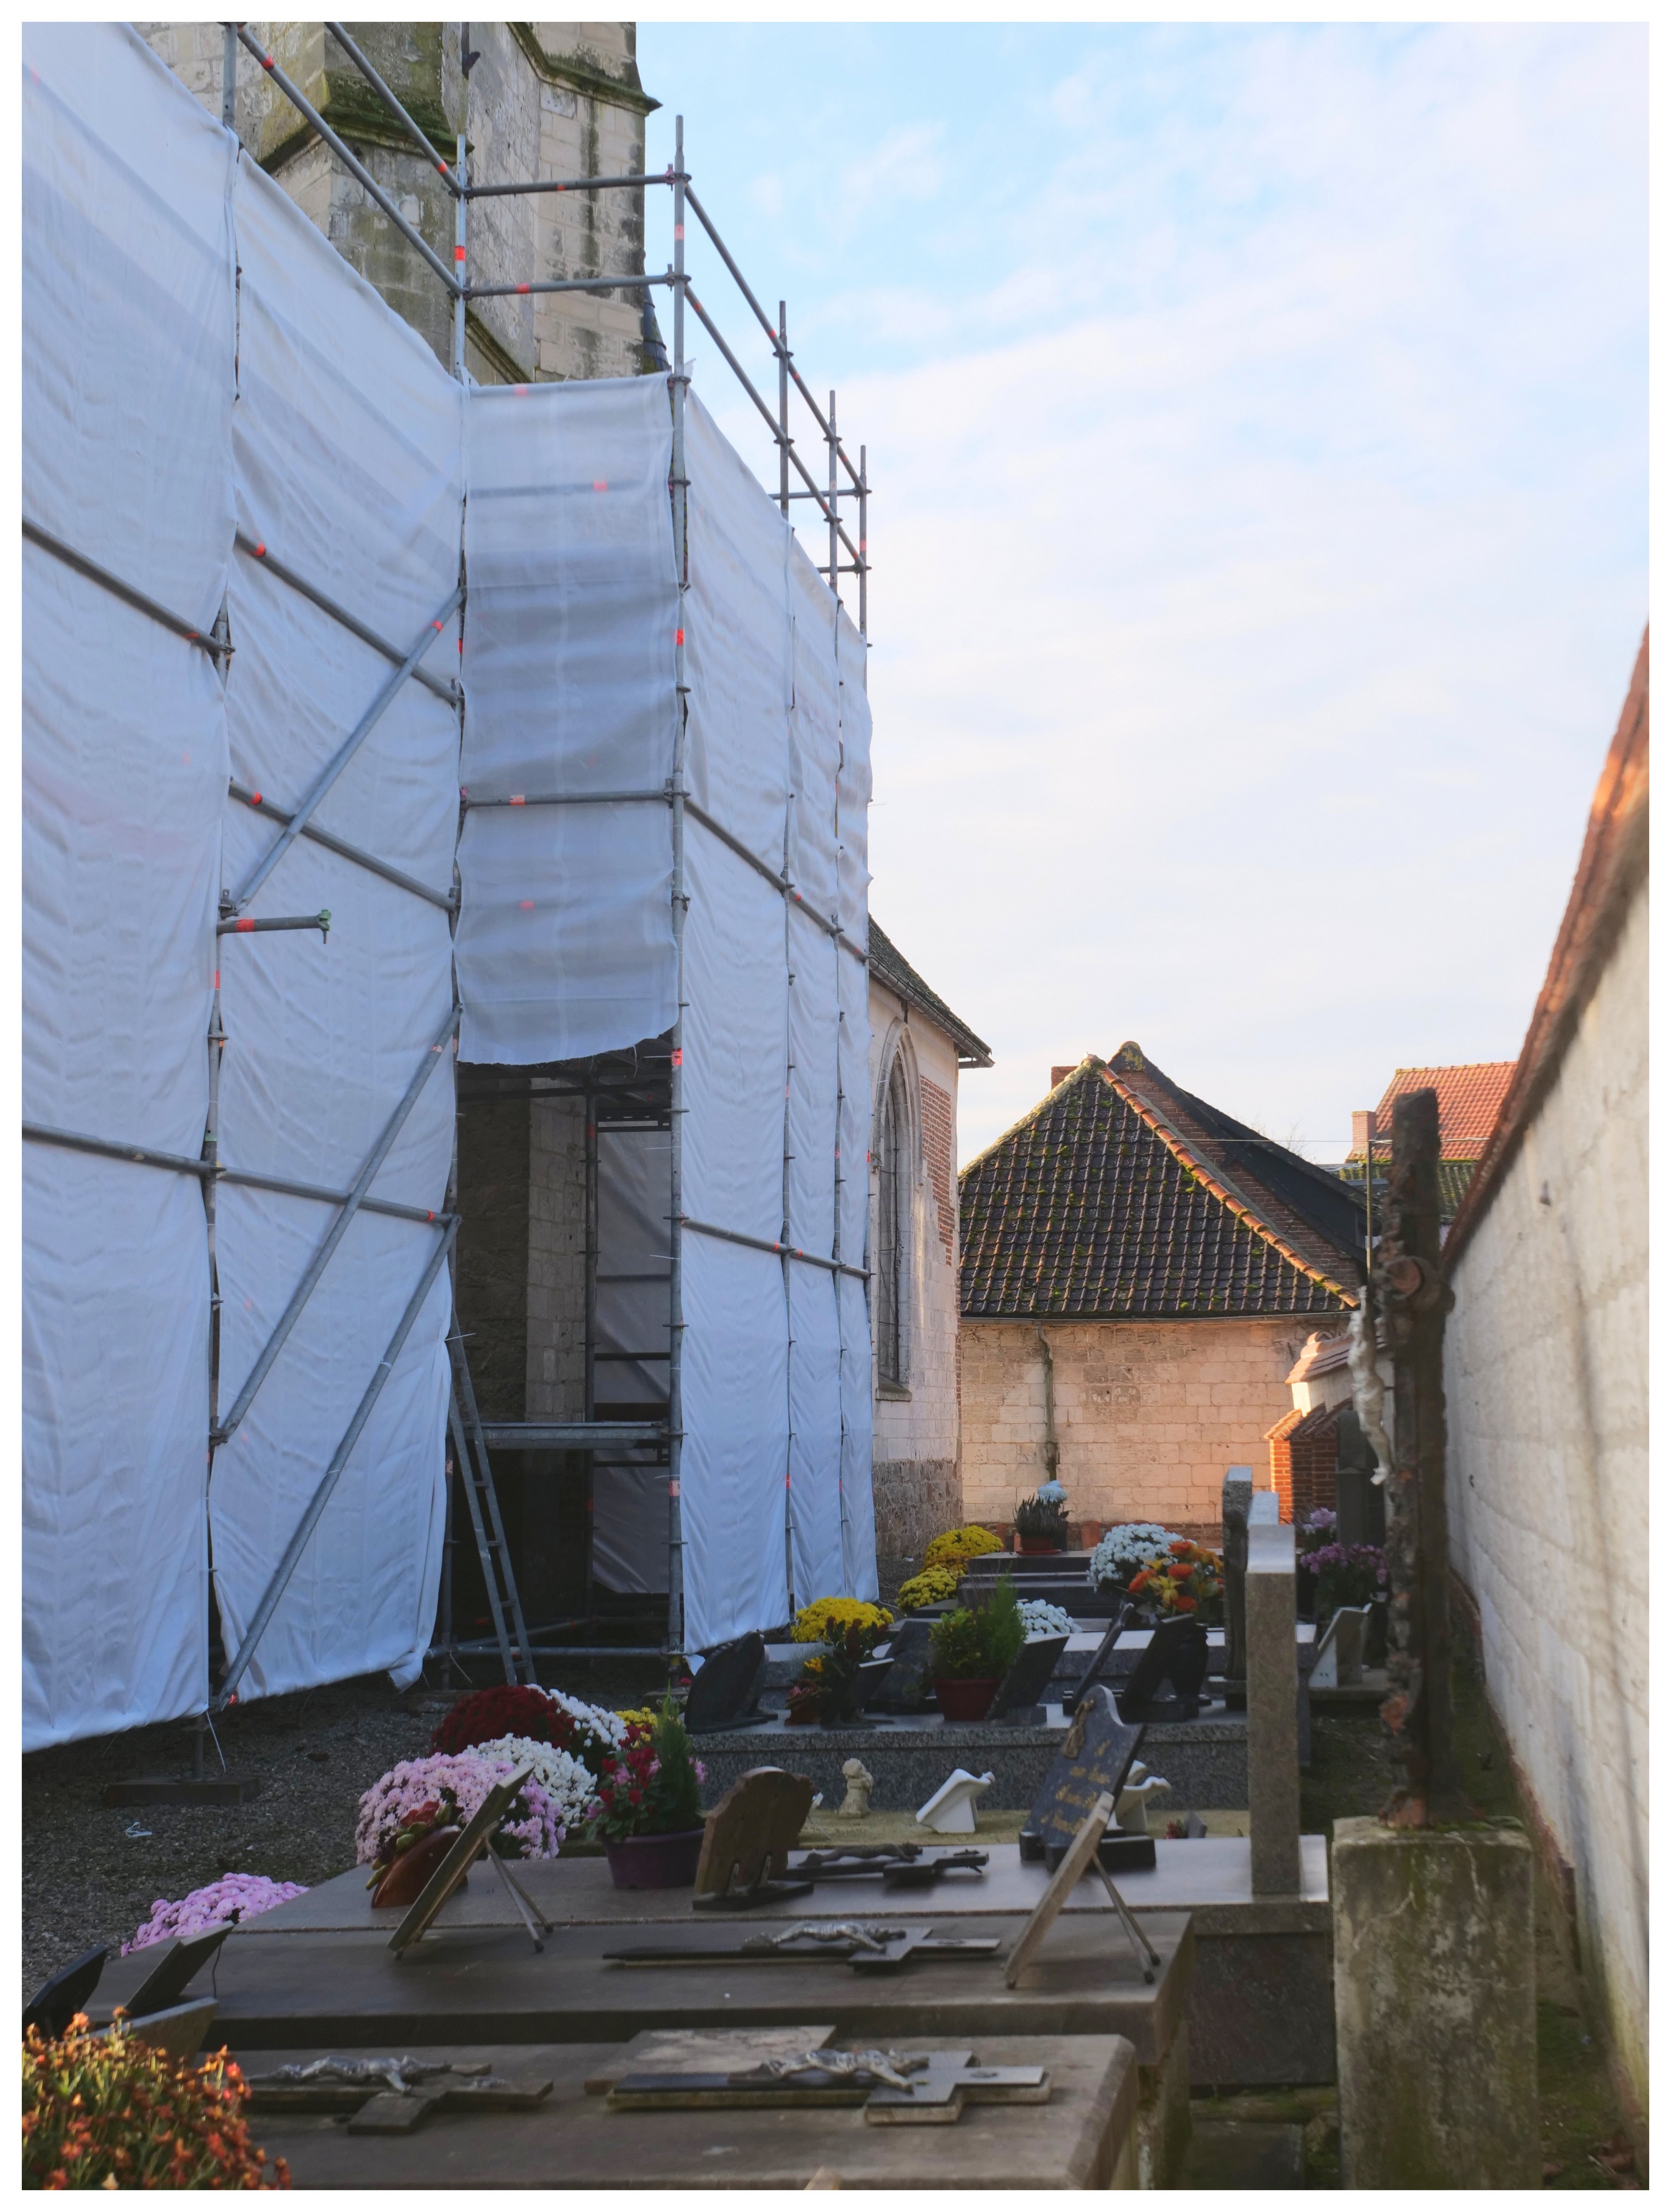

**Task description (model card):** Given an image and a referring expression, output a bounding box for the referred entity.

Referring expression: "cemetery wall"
[960,1314,1312,1538]
[870,981,966,1566]
[1444,864,1648,2124]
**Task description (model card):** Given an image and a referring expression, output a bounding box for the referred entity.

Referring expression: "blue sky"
[639,24,1647,1163]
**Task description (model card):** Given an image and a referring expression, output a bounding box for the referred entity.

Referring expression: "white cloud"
[839,28,1644,1164]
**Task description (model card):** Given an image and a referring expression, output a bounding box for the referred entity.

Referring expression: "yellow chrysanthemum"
[897,1564,963,1611]
[925,1524,1003,1567]
[789,1596,893,1645]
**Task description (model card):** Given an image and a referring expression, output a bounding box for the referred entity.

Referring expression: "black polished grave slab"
[989,1633,1070,1724]
[1116,1615,1211,1722]
[685,1632,769,1736]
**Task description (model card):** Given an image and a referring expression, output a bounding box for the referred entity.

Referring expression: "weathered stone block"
[1333,1817,1537,2189]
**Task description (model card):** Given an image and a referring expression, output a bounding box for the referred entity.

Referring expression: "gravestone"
[685,1632,769,1736]
[1018,1685,1145,1866]
[867,1618,936,1714]
[1115,1614,1210,1723]
[1063,1604,1133,1709]
[1309,1606,1368,1689]
[1334,1407,1387,1548]
[1246,1517,1300,1895]
[24,1945,108,2040]
[988,1633,1070,1725]
[693,1768,816,1906]
[1220,1466,1253,1706]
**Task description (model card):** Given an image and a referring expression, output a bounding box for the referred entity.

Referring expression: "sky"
[638,24,1647,1165]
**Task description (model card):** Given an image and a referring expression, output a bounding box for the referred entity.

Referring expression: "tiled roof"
[1348,1064,1515,1158]
[959,1049,1360,1320]
[868,919,992,1068]
[1334,1154,1482,1224]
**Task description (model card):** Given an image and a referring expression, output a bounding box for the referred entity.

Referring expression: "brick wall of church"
[959,1315,1315,1538]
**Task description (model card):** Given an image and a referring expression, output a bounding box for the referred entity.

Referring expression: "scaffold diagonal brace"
[212,1005,459,1444]
[212,1215,460,1708]
[230,581,463,913]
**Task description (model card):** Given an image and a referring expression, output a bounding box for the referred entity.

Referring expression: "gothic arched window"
[877,1054,911,1386]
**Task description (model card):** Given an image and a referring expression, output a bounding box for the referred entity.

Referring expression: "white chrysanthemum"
[473,1734,597,1832]
[1088,1522,1187,1591]
[1019,1598,1078,1638]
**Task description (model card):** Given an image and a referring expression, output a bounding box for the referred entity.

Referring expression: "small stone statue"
[837,1758,874,1819]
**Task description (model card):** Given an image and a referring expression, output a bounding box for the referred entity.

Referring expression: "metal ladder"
[447,1319,535,1687]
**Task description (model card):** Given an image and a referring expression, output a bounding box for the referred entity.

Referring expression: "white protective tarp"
[22,26,236,1747]
[455,377,874,1644]
[209,154,462,1699]
[456,376,679,1062]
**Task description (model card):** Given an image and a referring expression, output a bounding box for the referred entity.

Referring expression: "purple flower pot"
[603,1827,705,1889]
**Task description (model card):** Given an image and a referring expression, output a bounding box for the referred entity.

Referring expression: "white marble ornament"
[915,1768,995,1834]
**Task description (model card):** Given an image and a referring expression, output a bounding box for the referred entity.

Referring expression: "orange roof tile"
[1352,1063,1516,1158]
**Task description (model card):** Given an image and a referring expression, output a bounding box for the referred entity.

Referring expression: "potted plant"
[1013,1481,1070,1554]
[588,1695,708,1888]
[785,1617,884,1726]
[1088,1522,1187,1596]
[1128,1539,1226,1627]
[929,1573,1026,1722]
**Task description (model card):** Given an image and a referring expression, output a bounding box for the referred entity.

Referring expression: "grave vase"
[934,1677,1000,1723]
[603,1828,705,1889]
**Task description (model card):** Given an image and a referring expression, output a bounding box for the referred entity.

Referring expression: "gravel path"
[22,1657,669,2004]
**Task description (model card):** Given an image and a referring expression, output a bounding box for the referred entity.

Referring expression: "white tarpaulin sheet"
[456,377,874,1640]
[456,376,679,1062]
[22,26,235,1748]
[209,155,462,1699]
[23,27,464,1742]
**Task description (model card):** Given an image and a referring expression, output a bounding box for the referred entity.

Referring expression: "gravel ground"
[22,1655,670,2005]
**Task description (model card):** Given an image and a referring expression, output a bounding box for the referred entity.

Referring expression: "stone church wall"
[142,20,654,382]
[868,982,966,1581]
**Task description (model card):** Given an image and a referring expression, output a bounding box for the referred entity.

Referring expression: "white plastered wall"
[1444,877,1648,2114]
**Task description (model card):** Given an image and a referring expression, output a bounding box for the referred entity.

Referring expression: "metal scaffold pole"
[666,114,690,1660]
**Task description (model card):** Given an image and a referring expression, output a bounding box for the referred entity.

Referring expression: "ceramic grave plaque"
[1021,1685,1145,1860]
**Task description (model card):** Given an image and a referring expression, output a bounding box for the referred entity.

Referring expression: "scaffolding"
[20,22,875,1746]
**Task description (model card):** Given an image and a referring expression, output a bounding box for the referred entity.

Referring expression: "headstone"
[1063,1604,1132,1708]
[987,1633,1070,1724]
[1247,1516,1300,1894]
[1309,1606,1369,1689]
[1115,1613,1210,1722]
[123,1925,235,2017]
[1221,1465,1253,1700]
[24,1945,108,2040]
[693,1767,816,1904]
[685,1631,769,1735]
[1020,1684,1145,1863]
[867,1617,936,1713]
[1334,1407,1387,1548]
[1363,1596,1388,1671]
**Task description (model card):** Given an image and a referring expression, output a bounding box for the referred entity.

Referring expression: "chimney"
[1051,1065,1076,1090]
[1351,1109,1376,1158]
